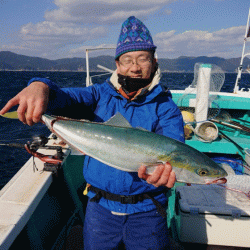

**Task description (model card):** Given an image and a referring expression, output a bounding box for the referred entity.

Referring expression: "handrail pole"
[234,7,250,93]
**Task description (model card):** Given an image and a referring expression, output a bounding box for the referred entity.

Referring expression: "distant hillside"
[0,51,249,72]
[0,51,116,71]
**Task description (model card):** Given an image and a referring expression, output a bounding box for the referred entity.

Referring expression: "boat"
[1,12,250,250]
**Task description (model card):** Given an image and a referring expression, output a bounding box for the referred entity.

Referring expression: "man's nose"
[130,61,141,71]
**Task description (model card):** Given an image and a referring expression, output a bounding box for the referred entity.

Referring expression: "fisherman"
[0,16,184,249]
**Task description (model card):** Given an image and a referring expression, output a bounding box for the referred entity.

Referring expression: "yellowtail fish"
[42,113,227,184]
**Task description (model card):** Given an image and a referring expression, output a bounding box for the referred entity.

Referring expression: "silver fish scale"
[53,120,166,172]
[42,114,227,184]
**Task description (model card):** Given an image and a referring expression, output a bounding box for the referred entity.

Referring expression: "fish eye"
[197,168,209,176]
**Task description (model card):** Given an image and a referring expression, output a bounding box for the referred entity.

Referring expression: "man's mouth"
[131,75,142,78]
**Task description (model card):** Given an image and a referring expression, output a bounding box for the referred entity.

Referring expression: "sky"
[0,0,250,60]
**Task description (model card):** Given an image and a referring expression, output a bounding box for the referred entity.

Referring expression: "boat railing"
[88,64,114,85]
[85,48,115,87]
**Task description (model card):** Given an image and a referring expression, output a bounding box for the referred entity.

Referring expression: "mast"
[233,7,250,93]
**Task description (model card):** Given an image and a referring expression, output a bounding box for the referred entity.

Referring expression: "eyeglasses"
[119,57,152,68]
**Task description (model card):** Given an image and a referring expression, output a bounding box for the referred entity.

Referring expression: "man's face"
[116,51,156,79]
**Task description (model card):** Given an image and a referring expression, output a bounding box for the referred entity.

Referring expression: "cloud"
[1,0,176,58]
[20,21,107,43]
[44,0,175,24]
[2,0,176,58]
[1,0,246,60]
[6,21,107,58]
[154,26,246,58]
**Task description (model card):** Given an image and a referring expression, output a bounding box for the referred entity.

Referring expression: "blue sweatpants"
[83,200,171,250]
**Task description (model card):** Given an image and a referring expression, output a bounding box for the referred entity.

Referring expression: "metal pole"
[86,49,91,87]
[233,7,250,93]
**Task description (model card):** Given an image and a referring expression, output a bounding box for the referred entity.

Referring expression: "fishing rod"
[0,142,25,148]
[211,118,250,134]
[215,110,250,132]
[224,119,250,132]
[0,135,64,167]
[0,135,50,150]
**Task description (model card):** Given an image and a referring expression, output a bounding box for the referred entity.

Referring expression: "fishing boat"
[1,12,250,250]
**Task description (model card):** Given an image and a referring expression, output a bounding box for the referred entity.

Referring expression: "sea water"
[0,71,249,189]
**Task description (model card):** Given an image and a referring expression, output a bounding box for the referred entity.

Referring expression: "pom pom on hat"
[115,16,157,60]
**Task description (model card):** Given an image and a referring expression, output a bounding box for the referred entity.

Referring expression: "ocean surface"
[0,71,250,189]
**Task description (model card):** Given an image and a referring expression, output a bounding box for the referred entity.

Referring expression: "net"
[178,63,225,141]
[191,63,225,92]
[178,63,225,123]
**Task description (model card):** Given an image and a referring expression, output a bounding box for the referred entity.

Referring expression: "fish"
[42,113,227,184]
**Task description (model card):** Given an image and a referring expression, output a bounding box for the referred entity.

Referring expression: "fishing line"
[214,157,250,174]
[218,130,250,174]
[238,118,250,125]
[218,184,250,199]
[32,156,38,173]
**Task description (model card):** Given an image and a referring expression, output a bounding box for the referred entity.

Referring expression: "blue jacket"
[28,76,185,214]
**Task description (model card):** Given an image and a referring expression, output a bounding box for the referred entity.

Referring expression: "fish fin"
[104,112,132,128]
[142,161,166,167]
[142,162,166,175]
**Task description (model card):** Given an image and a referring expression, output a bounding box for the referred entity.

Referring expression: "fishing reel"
[26,134,65,176]
[27,134,64,160]
[29,135,49,150]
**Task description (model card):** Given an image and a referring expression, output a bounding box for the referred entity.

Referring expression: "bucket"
[195,121,218,142]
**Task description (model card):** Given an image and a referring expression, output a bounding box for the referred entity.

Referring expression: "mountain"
[0,51,116,72]
[0,51,249,72]
[158,56,250,72]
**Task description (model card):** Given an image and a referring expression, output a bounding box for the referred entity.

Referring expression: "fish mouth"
[176,177,227,185]
[205,177,227,185]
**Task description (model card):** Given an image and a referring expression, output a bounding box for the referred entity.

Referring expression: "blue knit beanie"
[115,16,157,60]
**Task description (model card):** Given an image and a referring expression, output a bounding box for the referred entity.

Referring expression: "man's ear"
[152,58,158,73]
[115,60,120,74]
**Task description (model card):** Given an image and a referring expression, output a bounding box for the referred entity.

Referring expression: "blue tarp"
[212,156,244,175]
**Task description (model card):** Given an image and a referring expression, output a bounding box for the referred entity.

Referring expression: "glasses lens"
[119,57,151,68]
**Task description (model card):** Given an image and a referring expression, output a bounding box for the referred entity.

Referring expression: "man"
[0,16,184,249]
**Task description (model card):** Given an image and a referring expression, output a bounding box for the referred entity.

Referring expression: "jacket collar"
[109,67,162,101]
